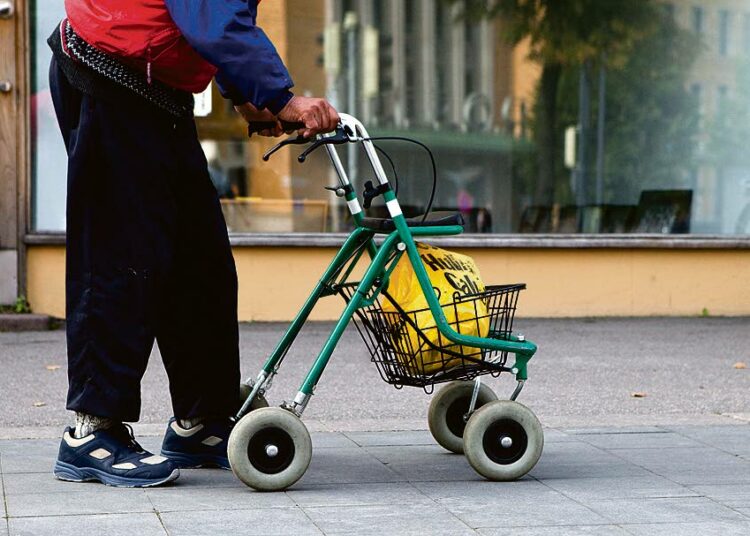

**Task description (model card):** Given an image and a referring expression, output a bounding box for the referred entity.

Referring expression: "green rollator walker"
[229,114,543,491]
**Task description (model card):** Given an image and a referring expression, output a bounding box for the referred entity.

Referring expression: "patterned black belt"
[49,19,194,118]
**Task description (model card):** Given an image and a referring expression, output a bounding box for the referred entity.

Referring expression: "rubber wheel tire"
[228,407,312,491]
[463,400,543,481]
[239,383,270,412]
[428,381,498,454]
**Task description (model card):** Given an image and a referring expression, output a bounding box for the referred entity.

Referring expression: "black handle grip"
[247,121,306,136]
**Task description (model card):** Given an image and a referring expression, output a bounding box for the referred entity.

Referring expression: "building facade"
[1,0,749,321]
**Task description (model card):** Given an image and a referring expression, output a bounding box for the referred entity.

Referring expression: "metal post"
[449,2,465,130]
[576,59,591,223]
[344,12,359,192]
[325,0,342,232]
[389,0,407,127]
[595,57,606,206]
[418,0,437,126]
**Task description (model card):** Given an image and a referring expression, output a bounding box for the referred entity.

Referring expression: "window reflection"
[29,0,750,236]
[325,0,750,235]
[31,0,67,231]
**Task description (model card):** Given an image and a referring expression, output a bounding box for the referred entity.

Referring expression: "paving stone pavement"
[1,427,749,536]
[1,318,748,534]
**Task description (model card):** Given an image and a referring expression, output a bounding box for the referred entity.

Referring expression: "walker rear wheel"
[463,400,543,481]
[428,381,497,454]
[228,407,312,491]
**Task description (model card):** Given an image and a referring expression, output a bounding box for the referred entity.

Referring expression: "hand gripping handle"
[247,121,305,137]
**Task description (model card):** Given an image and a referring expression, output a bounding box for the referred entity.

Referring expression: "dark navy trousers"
[49,57,240,422]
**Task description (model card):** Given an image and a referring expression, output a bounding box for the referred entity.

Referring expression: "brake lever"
[262,134,311,162]
[297,126,354,163]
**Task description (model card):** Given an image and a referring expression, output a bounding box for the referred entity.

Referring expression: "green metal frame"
[237,118,538,420]
[241,202,537,418]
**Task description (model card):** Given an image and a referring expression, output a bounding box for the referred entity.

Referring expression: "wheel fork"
[464,377,526,423]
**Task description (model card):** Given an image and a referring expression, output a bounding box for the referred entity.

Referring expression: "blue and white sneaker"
[160,417,233,469]
[54,424,180,488]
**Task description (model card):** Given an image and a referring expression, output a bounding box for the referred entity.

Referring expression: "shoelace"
[109,423,146,454]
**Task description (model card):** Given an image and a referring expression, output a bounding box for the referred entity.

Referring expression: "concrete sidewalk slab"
[342,430,435,447]
[478,527,632,536]
[302,502,477,536]
[5,488,154,518]
[160,508,323,536]
[610,447,750,485]
[584,496,745,525]
[538,475,698,501]
[688,483,750,508]
[286,482,434,508]
[1,426,749,535]
[444,494,609,529]
[666,425,750,455]
[146,484,297,512]
[363,444,480,482]
[0,440,58,474]
[8,513,166,536]
[623,522,750,536]
[572,431,704,450]
[0,471,6,521]
[302,447,405,485]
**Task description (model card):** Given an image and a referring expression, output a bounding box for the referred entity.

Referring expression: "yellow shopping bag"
[382,242,490,375]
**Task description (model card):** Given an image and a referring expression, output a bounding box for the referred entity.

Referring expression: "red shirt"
[65,0,217,93]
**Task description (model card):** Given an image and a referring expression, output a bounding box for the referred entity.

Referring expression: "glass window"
[29,0,750,237]
[31,1,67,231]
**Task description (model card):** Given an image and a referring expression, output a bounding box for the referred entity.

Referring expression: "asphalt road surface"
[1,317,748,436]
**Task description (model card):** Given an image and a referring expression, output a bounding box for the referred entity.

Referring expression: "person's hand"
[234,103,284,137]
[277,96,339,138]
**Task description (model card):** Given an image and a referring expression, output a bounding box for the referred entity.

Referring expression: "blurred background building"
[1,0,748,320]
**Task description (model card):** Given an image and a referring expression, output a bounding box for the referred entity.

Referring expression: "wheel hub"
[248,426,295,474]
[483,419,527,465]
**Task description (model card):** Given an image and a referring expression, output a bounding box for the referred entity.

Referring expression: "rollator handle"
[260,124,354,162]
[247,121,306,136]
[296,126,351,163]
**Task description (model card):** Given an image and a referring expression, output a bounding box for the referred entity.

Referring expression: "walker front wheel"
[428,381,497,454]
[228,407,312,491]
[463,400,543,481]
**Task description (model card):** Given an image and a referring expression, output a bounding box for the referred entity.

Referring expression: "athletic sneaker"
[160,417,233,469]
[54,424,180,487]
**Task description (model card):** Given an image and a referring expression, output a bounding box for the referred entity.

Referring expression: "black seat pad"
[360,211,464,232]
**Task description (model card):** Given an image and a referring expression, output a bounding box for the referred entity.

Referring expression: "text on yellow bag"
[382,242,490,375]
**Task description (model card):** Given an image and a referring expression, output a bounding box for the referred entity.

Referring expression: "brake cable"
[362,136,438,223]
[372,144,399,196]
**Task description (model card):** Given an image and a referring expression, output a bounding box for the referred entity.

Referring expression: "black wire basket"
[338,283,525,390]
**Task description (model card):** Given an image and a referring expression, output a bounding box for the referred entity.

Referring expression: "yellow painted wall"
[26,245,750,320]
[26,246,66,319]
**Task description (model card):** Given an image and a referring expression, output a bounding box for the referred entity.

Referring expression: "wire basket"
[339,283,525,389]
